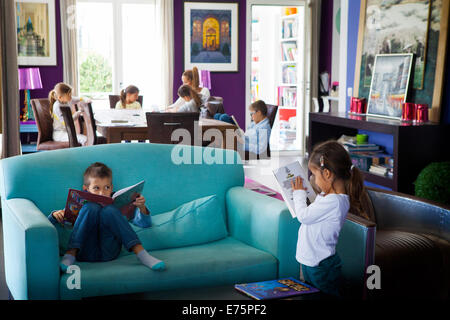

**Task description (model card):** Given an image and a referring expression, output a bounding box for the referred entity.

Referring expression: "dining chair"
[145,112,200,145]
[30,98,70,150]
[60,106,81,148]
[76,102,107,145]
[109,95,144,109]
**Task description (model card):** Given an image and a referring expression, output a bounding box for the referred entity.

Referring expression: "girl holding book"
[166,85,202,113]
[167,67,210,110]
[291,140,371,296]
[49,82,87,145]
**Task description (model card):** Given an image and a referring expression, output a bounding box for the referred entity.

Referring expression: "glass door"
[246,1,306,152]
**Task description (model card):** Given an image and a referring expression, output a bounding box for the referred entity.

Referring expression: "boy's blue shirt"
[244,117,271,154]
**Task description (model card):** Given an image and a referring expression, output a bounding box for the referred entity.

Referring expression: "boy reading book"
[48,162,165,272]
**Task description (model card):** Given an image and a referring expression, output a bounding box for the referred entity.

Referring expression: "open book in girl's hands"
[273,162,316,218]
[63,180,145,225]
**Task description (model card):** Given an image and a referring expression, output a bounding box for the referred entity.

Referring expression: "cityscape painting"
[367,54,413,119]
[184,2,238,72]
[16,0,57,65]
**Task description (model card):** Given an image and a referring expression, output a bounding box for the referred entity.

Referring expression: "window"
[77,0,163,109]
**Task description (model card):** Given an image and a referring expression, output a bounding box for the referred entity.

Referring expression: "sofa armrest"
[368,188,450,242]
[226,187,300,278]
[2,198,60,300]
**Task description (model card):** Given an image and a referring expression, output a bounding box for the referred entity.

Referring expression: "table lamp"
[199,69,211,90]
[18,67,43,122]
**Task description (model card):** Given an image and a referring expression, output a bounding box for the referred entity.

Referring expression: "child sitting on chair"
[48,162,165,272]
[115,85,142,110]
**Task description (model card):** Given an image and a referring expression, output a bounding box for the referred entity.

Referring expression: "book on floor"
[273,161,316,218]
[63,180,145,224]
[235,277,319,300]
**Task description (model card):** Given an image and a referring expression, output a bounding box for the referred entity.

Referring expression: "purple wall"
[319,0,333,78]
[173,0,247,128]
[20,0,64,104]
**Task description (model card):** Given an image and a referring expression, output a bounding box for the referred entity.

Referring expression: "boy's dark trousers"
[68,202,141,262]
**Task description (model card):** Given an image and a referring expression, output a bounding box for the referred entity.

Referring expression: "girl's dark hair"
[183,66,200,92]
[83,162,112,187]
[120,85,139,108]
[49,82,72,114]
[177,84,202,109]
[309,140,373,220]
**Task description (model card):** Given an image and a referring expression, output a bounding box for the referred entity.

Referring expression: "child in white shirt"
[291,140,368,296]
[49,82,87,145]
[115,85,142,110]
[167,67,210,110]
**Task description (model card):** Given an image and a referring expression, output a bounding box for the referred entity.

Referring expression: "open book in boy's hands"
[273,162,316,218]
[63,180,145,225]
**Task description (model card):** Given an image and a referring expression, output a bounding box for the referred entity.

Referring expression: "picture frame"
[354,0,449,122]
[367,54,414,120]
[16,0,57,66]
[184,1,239,72]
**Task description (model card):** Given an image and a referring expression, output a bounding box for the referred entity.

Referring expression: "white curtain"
[156,0,174,106]
[60,0,79,96]
[1,0,21,158]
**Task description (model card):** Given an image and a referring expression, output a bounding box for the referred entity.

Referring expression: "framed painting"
[367,54,414,120]
[16,0,57,66]
[354,0,449,122]
[184,2,239,72]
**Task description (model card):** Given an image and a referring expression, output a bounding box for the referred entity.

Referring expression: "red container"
[415,104,429,123]
[401,102,416,121]
[350,97,367,114]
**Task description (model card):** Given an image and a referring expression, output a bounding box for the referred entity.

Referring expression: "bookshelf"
[308,112,450,195]
[274,11,302,151]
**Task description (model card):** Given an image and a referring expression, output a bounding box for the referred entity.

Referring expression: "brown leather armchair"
[30,98,70,150]
[109,95,143,109]
[60,106,81,148]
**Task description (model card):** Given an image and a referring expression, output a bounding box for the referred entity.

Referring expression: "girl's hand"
[291,176,306,191]
[133,194,149,214]
[52,210,65,224]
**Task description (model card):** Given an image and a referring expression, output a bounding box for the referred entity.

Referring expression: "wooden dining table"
[94,109,239,150]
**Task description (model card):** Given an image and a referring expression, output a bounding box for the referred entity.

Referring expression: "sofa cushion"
[59,237,278,299]
[131,194,228,251]
[55,194,227,255]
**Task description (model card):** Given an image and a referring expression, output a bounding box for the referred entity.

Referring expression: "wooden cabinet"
[308,112,450,194]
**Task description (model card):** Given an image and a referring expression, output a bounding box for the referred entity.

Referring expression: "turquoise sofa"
[0,143,373,300]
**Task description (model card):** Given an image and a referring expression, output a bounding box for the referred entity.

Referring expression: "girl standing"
[291,140,370,296]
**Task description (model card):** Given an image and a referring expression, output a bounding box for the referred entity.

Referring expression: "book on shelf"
[282,64,297,84]
[235,277,319,300]
[63,180,145,225]
[282,18,298,39]
[273,161,316,218]
[344,144,380,152]
[350,152,393,172]
[369,164,393,177]
[277,86,297,107]
[281,42,297,61]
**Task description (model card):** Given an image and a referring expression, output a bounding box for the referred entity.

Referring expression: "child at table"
[167,67,210,110]
[49,82,87,145]
[290,140,370,296]
[48,162,165,271]
[166,85,202,113]
[115,85,141,110]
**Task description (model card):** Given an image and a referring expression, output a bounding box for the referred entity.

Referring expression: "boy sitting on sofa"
[48,162,166,271]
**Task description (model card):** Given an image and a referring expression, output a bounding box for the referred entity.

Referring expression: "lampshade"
[18,68,43,90]
[199,69,211,90]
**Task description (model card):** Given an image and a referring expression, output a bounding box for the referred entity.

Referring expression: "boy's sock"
[60,253,76,272]
[137,250,166,271]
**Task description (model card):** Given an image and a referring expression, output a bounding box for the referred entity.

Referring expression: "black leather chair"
[145,112,200,145]
[366,188,450,299]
